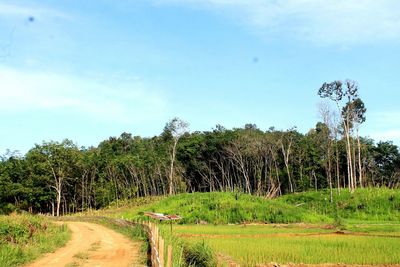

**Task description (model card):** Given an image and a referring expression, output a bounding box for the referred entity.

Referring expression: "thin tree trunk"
[335,141,341,195]
[328,144,333,203]
[344,121,354,192]
[169,139,178,195]
[357,128,363,188]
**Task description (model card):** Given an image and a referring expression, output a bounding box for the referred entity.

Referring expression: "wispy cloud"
[0,66,167,124]
[154,0,400,46]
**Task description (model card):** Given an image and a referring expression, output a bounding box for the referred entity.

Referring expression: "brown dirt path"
[25,221,144,267]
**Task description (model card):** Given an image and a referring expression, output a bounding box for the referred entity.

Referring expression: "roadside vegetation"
[0,214,70,267]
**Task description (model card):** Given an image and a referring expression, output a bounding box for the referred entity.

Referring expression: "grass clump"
[0,213,70,267]
[74,251,89,259]
[182,241,216,267]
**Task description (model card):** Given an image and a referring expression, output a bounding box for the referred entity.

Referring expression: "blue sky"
[1,0,400,154]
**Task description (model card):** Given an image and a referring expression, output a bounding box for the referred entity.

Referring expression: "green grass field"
[0,214,70,267]
[166,224,400,266]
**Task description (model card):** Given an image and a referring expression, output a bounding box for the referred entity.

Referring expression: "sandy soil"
[25,221,144,267]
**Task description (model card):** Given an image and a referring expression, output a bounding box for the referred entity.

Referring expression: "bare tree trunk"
[312,170,318,191]
[56,188,61,217]
[344,120,354,192]
[50,166,63,217]
[352,137,357,188]
[281,141,293,193]
[335,141,341,195]
[169,139,178,195]
[328,144,333,203]
[357,128,363,188]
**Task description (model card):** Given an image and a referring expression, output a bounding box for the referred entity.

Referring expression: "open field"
[164,224,400,266]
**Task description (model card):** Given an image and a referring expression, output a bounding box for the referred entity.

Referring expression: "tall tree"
[26,140,79,216]
[318,79,362,192]
[163,118,189,195]
[342,98,366,187]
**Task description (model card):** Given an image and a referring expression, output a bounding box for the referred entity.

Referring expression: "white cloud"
[0,66,167,124]
[154,0,400,46]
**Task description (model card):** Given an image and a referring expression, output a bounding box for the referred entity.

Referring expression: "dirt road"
[26,221,145,267]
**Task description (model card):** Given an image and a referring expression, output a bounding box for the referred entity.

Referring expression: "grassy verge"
[0,213,70,267]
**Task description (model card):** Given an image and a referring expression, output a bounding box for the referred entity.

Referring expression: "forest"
[1,81,399,216]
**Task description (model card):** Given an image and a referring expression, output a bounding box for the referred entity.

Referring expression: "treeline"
[1,123,399,215]
[1,80,399,215]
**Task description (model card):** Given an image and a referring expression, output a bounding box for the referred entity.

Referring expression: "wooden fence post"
[159,237,165,266]
[167,245,173,267]
[142,221,173,267]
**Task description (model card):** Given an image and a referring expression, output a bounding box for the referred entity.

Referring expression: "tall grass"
[0,214,70,267]
[182,241,216,267]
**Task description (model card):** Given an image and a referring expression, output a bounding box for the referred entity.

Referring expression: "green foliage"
[0,214,70,267]
[182,241,216,267]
